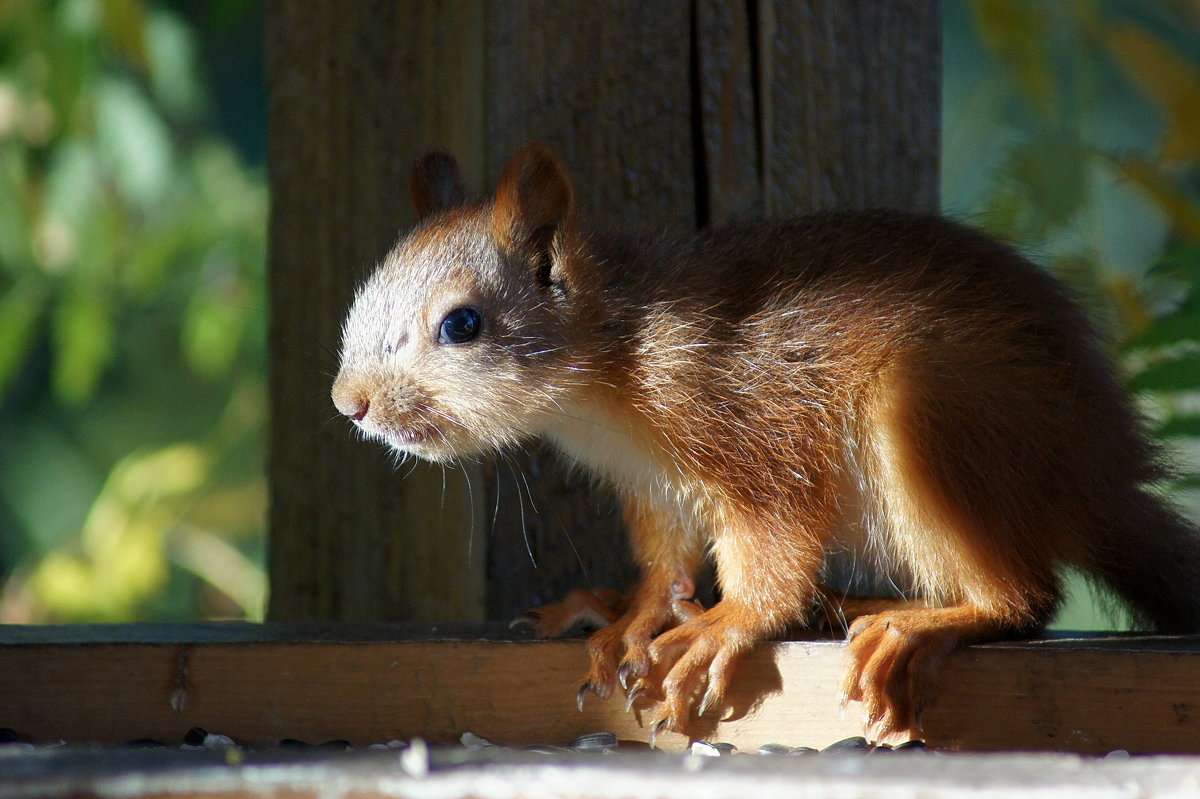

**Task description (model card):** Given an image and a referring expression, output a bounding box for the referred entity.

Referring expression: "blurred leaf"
[1112,157,1200,239]
[51,286,113,404]
[183,285,244,378]
[0,277,46,392]
[1126,246,1200,349]
[1128,353,1200,393]
[1008,133,1090,228]
[44,140,101,230]
[1107,273,1154,341]
[1107,22,1200,164]
[971,0,1056,114]
[99,0,149,74]
[1128,301,1200,350]
[0,421,102,551]
[109,443,209,504]
[145,9,204,120]
[1149,244,1200,284]
[985,133,1091,238]
[94,76,172,209]
[171,525,265,619]
[1156,414,1200,438]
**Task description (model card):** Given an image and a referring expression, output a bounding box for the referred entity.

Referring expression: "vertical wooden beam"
[266,1,488,622]
[479,1,695,619]
[755,0,940,214]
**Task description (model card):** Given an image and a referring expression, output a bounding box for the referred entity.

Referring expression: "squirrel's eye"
[438,306,482,345]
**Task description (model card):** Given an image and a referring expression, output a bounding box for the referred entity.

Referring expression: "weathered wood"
[757,0,940,214]
[479,2,697,619]
[266,1,487,622]
[266,1,941,621]
[12,749,1200,799]
[10,748,1200,799]
[4,625,1200,755]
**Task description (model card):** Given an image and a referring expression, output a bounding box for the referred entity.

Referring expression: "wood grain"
[266,1,487,623]
[5,625,1200,754]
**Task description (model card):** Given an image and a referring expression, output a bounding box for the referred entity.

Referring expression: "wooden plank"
[11,748,1200,799]
[695,0,763,225]
[477,1,697,620]
[4,625,1200,755]
[266,1,487,622]
[757,0,940,214]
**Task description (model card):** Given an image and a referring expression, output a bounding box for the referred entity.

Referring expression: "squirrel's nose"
[332,383,370,422]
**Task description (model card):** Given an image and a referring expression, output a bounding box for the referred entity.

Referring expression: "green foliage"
[0,0,266,622]
[949,0,1200,627]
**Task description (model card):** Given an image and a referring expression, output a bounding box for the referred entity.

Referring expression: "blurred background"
[0,0,1197,626]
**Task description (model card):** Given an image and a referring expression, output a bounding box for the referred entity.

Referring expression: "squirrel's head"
[331,145,594,462]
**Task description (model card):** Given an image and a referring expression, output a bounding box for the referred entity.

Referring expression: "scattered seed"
[571,731,618,751]
[757,743,793,755]
[124,738,165,749]
[204,733,237,751]
[278,738,311,749]
[183,728,208,747]
[523,744,569,754]
[822,736,870,753]
[460,731,497,750]
[400,738,429,778]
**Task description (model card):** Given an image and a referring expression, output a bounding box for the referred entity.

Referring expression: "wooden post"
[265,0,939,622]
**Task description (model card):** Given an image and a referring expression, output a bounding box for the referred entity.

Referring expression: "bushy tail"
[1085,489,1200,632]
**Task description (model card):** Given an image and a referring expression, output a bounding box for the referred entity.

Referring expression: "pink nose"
[332,385,370,422]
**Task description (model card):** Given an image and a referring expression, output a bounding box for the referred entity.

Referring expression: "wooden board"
[4,624,1200,755]
[10,747,1200,799]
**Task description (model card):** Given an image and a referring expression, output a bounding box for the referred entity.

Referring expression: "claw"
[624,682,645,713]
[576,682,590,712]
[648,718,669,748]
[617,661,632,690]
[698,682,720,718]
[508,612,540,630]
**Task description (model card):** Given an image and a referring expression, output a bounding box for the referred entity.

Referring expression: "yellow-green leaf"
[971,0,1057,114]
[1107,23,1200,164]
[1112,156,1200,240]
[0,278,46,392]
[51,288,113,404]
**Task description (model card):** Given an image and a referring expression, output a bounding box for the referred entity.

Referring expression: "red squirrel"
[332,144,1200,738]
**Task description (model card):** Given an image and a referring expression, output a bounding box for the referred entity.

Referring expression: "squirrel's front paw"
[628,604,752,736]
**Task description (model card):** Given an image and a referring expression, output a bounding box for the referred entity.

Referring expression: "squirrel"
[332,144,1200,739]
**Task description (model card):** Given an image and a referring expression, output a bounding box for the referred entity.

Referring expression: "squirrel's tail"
[1085,488,1200,632]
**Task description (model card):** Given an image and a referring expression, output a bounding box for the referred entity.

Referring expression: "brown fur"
[333,145,1200,738]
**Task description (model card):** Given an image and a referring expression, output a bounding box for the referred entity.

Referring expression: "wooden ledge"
[7,747,1200,799]
[3,623,1200,754]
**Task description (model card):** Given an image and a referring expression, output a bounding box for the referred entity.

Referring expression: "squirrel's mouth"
[387,426,439,448]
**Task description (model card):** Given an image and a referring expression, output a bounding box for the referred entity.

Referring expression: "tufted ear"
[492,144,575,286]
[410,151,467,219]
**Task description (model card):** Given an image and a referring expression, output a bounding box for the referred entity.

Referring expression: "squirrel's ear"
[492,145,575,283]
[410,151,466,219]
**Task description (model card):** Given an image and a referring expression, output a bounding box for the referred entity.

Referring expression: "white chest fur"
[542,399,708,529]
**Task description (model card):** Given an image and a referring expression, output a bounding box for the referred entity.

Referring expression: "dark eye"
[438,306,482,345]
